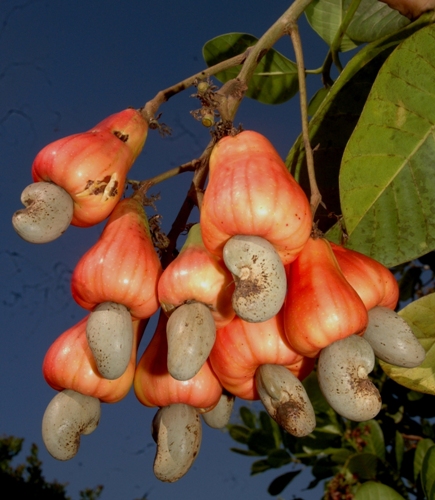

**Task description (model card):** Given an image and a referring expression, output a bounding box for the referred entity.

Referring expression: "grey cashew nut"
[363,306,426,368]
[255,364,316,437]
[42,389,101,461]
[318,335,381,421]
[166,302,216,381]
[12,182,73,243]
[86,302,134,379]
[152,404,202,482]
[202,391,235,429]
[223,235,286,323]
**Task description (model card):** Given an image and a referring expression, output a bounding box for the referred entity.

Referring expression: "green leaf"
[304,0,360,52]
[267,449,292,468]
[229,447,260,457]
[395,431,405,471]
[250,459,271,475]
[346,0,410,44]
[247,429,276,455]
[308,87,329,117]
[355,420,386,461]
[305,0,408,53]
[380,293,435,394]
[267,470,302,496]
[354,481,406,499]
[202,33,298,104]
[339,23,435,267]
[414,438,434,481]
[239,406,256,429]
[347,452,380,480]
[421,445,435,498]
[228,424,251,444]
[288,14,433,235]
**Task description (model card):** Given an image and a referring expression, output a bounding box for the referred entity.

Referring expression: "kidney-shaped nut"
[152,403,202,482]
[166,302,216,381]
[86,301,134,380]
[202,391,235,429]
[318,335,381,421]
[364,306,426,368]
[223,235,286,323]
[42,389,101,461]
[255,364,316,437]
[12,182,73,244]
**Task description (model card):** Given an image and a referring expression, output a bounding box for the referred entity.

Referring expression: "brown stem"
[216,0,314,121]
[288,21,322,217]
[140,53,248,124]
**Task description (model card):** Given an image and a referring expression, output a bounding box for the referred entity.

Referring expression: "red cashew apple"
[32,108,148,227]
[200,130,312,265]
[330,241,399,310]
[283,237,368,358]
[158,223,235,329]
[71,196,162,320]
[209,311,315,400]
[134,312,222,411]
[43,316,146,403]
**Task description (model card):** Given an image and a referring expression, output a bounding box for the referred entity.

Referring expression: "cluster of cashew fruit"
[13,116,426,483]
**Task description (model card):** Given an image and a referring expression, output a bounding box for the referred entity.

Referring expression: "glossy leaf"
[380,293,435,394]
[267,470,301,496]
[340,23,435,266]
[414,438,434,481]
[203,33,298,104]
[354,481,406,499]
[421,445,435,497]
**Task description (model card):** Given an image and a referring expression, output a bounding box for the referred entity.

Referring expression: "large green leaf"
[414,438,434,481]
[287,14,433,234]
[380,293,435,394]
[421,445,435,498]
[305,0,360,52]
[202,33,298,104]
[354,481,406,499]
[346,0,409,43]
[305,0,408,52]
[339,23,435,267]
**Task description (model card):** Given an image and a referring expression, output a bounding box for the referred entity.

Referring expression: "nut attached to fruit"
[167,302,216,381]
[255,364,316,437]
[223,235,286,323]
[86,301,134,379]
[202,391,235,429]
[317,335,381,421]
[42,389,101,461]
[363,306,426,368]
[152,403,202,482]
[12,182,73,243]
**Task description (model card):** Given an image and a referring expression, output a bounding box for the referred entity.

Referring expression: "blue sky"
[1,1,329,498]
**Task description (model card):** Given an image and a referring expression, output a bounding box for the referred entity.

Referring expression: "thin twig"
[288,21,322,217]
